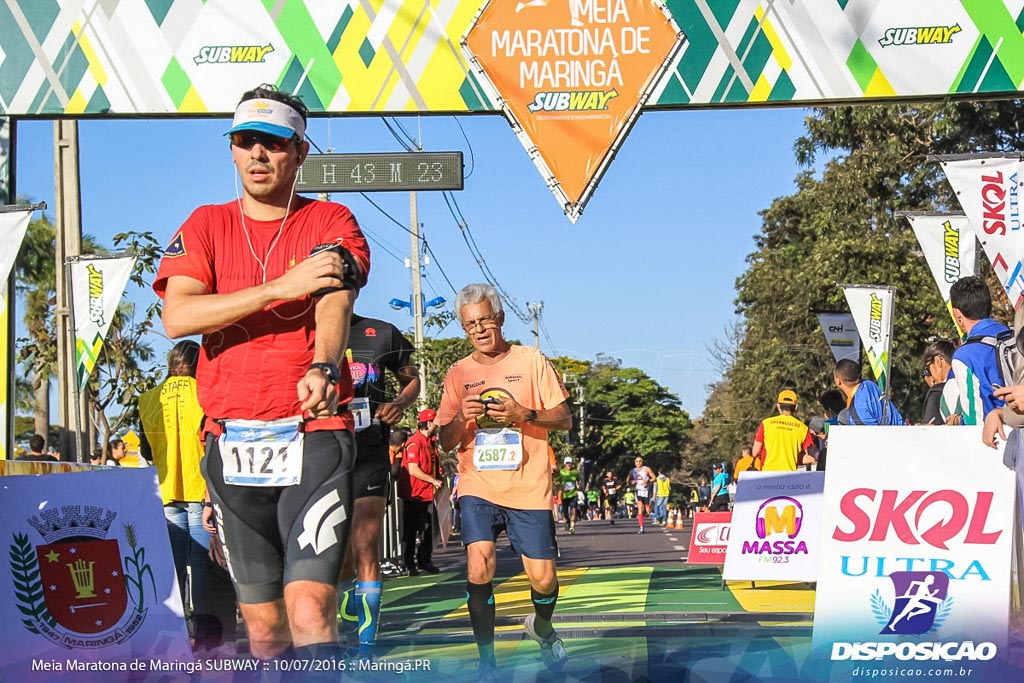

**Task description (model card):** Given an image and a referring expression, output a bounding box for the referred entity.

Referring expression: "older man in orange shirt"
[438,283,572,682]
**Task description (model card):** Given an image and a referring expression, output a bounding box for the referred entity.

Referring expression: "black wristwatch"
[309,362,341,385]
[526,409,538,422]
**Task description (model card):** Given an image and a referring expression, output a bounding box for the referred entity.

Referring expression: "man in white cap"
[154,84,370,670]
[556,456,581,533]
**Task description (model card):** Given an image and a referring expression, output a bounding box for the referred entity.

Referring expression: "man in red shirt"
[398,409,443,575]
[154,84,369,667]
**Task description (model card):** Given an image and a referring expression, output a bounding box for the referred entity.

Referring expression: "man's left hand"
[375,402,405,425]
[482,397,530,425]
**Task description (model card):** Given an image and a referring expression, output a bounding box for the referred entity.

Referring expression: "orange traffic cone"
[669,509,680,529]
[676,509,684,531]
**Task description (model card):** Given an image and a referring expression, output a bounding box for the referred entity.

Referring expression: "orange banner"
[465,0,682,220]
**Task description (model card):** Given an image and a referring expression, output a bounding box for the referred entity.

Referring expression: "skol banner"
[722,470,825,583]
[685,511,731,565]
[940,156,1024,308]
[816,312,861,363]
[463,0,685,222]
[68,255,135,391]
[0,208,32,458]
[0,468,191,678]
[904,212,978,333]
[843,285,895,393]
[812,426,1015,680]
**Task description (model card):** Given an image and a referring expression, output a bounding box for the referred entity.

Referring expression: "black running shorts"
[203,430,355,604]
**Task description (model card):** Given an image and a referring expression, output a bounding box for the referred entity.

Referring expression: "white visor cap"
[226,98,305,140]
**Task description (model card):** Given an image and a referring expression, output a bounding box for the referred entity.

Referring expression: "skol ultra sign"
[463,0,684,222]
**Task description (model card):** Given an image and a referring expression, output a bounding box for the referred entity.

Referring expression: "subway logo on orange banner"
[878,25,960,47]
[527,89,619,112]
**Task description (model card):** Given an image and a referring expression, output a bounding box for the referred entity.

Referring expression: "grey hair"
[455,283,504,318]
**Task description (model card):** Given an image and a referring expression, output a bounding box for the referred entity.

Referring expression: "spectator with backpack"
[833,359,906,426]
[948,276,1012,426]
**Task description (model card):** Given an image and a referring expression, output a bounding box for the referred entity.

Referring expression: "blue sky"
[13,106,810,418]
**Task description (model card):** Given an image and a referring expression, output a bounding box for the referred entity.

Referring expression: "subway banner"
[68,255,135,391]
[5,2,1024,219]
[722,470,825,583]
[0,208,33,458]
[811,427,1016,681]
[902,212,979,333]
[938,156,1024,308]
[843,284,895,394]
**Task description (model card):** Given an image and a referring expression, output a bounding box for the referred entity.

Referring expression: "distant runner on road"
[629,456,656,534]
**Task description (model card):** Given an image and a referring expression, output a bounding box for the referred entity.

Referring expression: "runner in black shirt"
[601,471,621,524]
[338,314,419,660]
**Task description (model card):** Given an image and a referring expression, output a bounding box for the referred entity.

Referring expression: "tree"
[703,100,1023,459]
[575,355,693,482]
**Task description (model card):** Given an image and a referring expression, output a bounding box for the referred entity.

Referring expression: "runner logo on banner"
[938,155,1024,307]
[816,312,860,362]
[901,212,978,334]
[69,255,136,390]
[811,427,1015,679]
[722,471,824,583]
[463,0,685,222]
[842,285,895,393]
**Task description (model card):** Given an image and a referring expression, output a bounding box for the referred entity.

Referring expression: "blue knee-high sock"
[338,579,357,634]
[355,580,382,657]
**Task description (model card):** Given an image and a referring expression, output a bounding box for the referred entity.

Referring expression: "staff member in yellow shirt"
[139,341,236,650]
[751,390,816,472]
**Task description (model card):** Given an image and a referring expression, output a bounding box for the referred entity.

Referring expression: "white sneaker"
[523,614,567,672]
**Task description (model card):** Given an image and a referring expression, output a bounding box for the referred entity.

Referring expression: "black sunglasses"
[229,130,296,152]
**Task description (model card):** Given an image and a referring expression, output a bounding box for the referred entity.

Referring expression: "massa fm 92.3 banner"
[4,0,1024,220]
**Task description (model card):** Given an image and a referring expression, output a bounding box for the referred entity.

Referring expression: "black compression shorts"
[353,435,390,499]
[203,430,355,604]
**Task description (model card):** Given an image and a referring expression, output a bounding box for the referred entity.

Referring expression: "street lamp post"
[389,294,446,408]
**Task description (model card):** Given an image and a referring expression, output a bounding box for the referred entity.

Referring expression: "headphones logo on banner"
[742,496,808,558]
[873,571,951,636]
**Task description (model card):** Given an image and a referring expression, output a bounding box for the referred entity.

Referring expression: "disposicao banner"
[0,468,191,678]
[69,255,136,391]
[811,426,1015,681]
[462,0,685,221]
[0,208,32,458]
[939,156,1024,307]
[842,285,895,394]
[722,470,825,583]
[816,312,861,363]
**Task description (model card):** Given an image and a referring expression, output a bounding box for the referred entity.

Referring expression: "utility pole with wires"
[527,301,543,349]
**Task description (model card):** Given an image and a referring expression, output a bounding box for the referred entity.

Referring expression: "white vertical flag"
[69,255,136,390]
[1,208,33,458]
[816,312,860,362]
[0,209,31,284]
[903,212,978,333]
[842,285,895,394]
[939,156,1024,307]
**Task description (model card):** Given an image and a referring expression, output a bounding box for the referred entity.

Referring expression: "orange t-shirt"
[439,345,569,510]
